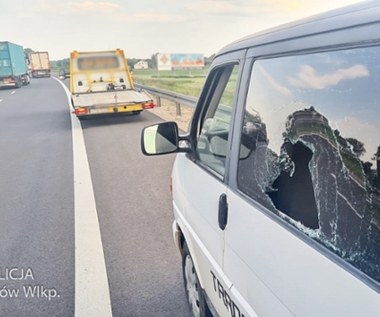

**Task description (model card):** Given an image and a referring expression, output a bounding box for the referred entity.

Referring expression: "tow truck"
[70,49,155,118]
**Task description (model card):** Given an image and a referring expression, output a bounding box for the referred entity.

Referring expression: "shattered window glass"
[238,46,380,284]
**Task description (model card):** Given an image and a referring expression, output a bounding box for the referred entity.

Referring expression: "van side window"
[195,64,239,176]
[237,47,380,283]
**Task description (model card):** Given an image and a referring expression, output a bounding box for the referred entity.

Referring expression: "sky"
[0,0,366,60]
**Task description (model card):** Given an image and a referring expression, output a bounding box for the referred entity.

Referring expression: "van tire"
[182,243,212,317]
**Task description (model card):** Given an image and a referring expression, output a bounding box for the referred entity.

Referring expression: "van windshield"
[238,45,380,284]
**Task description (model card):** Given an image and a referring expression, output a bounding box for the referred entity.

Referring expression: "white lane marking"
[52,77,113,317]
[11,90,16,95]
[0,99,3,103]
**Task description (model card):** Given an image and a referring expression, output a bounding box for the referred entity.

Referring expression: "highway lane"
[80,109,191,317]
[0,79,191,316]
[0,79,74,316]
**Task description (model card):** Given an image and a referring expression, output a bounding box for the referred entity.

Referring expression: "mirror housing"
[141,122,181,155]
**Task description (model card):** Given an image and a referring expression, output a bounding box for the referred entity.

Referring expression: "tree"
[126,58,139,70]
[204,54,215,67]
[24,48,34,62]
[148,53,158,69]
[346,138,366,157]
[362,161,373,175]
[374,146,380,177]
[50,58,69,72]
[334,129,348,148]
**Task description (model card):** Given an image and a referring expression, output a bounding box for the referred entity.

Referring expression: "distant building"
[134,60,148,70]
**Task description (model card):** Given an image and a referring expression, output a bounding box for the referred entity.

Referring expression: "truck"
[0,41,30,88]
[70,49,155,118]
[29,51,51,78]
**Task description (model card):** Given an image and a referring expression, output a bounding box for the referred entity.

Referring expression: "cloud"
[258,65,293,97]
[192,1,246,15]
[129,12,187,23]
[185,0,265,17]
[185,0,363,22]
[260,0,303,11]
[288,64,369,89]
[254,0,360,15]
[335,116,379,162]
[69,1,120,11]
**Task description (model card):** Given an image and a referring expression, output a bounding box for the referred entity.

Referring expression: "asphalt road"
[0,78,191,317]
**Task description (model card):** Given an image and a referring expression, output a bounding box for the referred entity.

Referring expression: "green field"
[133,69,208,97]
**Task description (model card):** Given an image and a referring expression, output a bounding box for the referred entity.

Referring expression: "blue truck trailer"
[0,41,30,88]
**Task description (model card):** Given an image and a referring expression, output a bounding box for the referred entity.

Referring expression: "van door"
[224,46,380,317]
[174,52,243,316]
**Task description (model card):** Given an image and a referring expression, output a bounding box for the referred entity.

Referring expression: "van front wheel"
[182,243,212,317]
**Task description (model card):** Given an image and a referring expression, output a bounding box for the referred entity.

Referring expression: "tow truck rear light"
[73,108,89,115]
[142,102,156,109]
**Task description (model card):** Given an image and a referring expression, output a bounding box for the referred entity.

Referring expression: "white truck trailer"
[29,51,51,78]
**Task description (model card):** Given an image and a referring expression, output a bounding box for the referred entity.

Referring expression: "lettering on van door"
[210,270,246,317]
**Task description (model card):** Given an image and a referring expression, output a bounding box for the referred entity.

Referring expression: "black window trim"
[187,52,246,183]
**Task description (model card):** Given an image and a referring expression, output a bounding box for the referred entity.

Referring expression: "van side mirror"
[141,122,180,155]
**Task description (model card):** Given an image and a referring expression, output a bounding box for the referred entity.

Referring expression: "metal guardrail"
[135,83,197,116]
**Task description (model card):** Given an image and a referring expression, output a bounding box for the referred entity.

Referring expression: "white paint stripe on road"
[10,90,16,95]
[53,77,113,317]
[0,99,3,102]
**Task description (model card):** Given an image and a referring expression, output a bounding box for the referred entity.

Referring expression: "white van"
[142,2,380,316]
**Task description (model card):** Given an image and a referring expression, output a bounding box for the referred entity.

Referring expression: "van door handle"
[218,194,228,230]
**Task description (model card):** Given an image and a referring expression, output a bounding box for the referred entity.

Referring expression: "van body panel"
[161,2,380,316]
[225,190,380,317]
[245,22,380,60]
[172,154,228,316]
[171,48,247,316]
[219,2,380,56]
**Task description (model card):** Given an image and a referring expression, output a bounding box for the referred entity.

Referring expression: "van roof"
[218,1,380,56]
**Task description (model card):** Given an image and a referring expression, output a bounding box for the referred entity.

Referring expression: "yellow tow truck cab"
[69,49,154,117]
